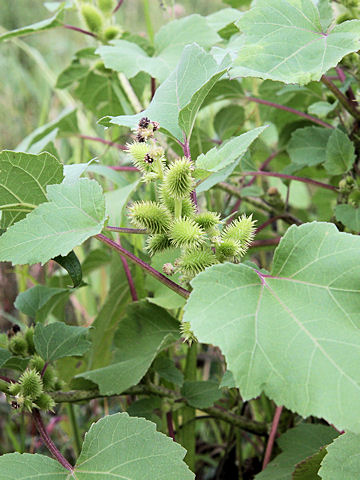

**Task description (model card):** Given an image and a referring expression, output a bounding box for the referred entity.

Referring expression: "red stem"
[118,239,138,301]
[0,375,16,383]
[262,405,283,470]
[63,24,97,38]
[250,237,280,248]
[78,135,127,151]
[246,96,334,129]
[255,216,284,234]
[151,77,156,99]
[335,66,358,107]
[40,362,49,378]
[106,226,146,234]
[32,409,74,472]
[166,411,176,441]
[108,166,139,171]
[240,171,337,191]
[246,151,280,188]
[95,234,190,298]
[113,0,124,13]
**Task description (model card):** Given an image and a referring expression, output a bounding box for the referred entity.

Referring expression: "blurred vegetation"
[0,0,224,149]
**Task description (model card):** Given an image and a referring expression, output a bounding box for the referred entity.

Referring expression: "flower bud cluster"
[125,118,257,286]
[79,0,122,42]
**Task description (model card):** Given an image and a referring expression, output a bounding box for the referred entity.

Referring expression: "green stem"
[51,384,268,435]
[181,342,198,471]
[174,198,182,219]
[321,75,360,120]
[142,0,154,45]
[67,403,82,456]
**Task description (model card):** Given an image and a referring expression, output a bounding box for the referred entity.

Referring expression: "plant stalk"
[67,403,82,457]
[51,386,268,435]
[32,409,73,472]
[106,226,147,234]
[246,96,334,129]
[262,405,283,470]
[239,171,337,191]
[321,75,360,120]
[181,342,197,471]
[95,234,190,298]
[63,24,97,38]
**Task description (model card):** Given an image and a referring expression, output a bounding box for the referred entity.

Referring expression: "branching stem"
[321,75,360,120]
[32,409,74,472]
[262,405,283,470]
[95,234,190,298]
[63,24,97,38]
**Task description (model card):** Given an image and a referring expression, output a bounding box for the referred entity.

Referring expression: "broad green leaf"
[0,413,194,479]
[15,285,70,323]
[206,8,242,32]
[75,71,126,118]
[292,448,327,480]
[287,127,332,168]
[34,322,90,362]
[98,15,221,83]
[127,397,162,427]
[16,109,78,152]
[0,9,64,42]
[220,370,236,388]
[78,301,179,395]
[153,357,184,386]
[335,204,360,232]
[53,250,83,288]
[231,0,360,85]
[86,255,131,369]
[181,380,222,408]
[0,150,63,229]
[0,348,11,368]
[56,63,89,89]
[214,105,245,140]
[0,453,68,480]
[308,101,337,118]
[0,179,106,265]
[319,433,360,480]
[324,129,355,175]
[184,222,360,432]
[100,44,229,141]
[196,126,267,173]
[255,424,337,480]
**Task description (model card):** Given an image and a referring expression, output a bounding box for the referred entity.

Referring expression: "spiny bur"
[103,25,122,41]
[177,246,217,276]
[146,233,172,256]
[169,218,205,248]
[97,0,115,14]
[19,369,43,401]
[24,327,35,355]
[159,186,195,218]
[221,215,256,252]
[80,4,104,34]
[163,158,194,199]
[194,211,221,231]
[34,393,55,412]
[8,334,28,357]
[129,201,171,234]
[216,238,244,261]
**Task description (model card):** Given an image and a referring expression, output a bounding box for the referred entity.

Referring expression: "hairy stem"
[32,409,73,472]
[118,238,138,301]
[113,0,124,13]
[321,75,360,120]
[51,385,268,435]
[262,405,283,470]
[182,138,198,210]
[63,24,97,38]
[77,135,127,151]
[95,234,190,298]
[246,96,334,129]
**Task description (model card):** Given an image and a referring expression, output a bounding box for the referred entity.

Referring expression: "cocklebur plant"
[127,118,257,286]
[0,0,360,478]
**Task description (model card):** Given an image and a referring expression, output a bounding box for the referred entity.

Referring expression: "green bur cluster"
[79,0,122,42]
[127,118,257,286]
[5,328,61,412]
